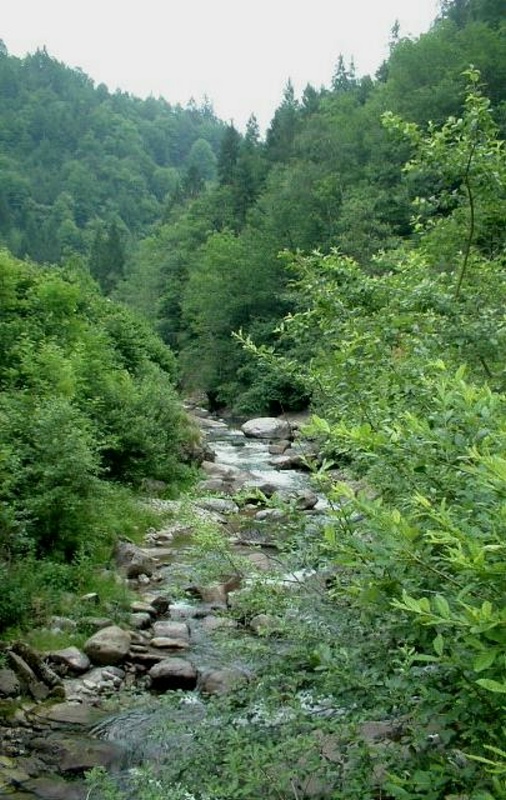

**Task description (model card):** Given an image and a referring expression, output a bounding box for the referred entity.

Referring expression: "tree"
[217,123,241,185]
[331,54,357,93]
[88,221,126,293]
[265,80,300,162]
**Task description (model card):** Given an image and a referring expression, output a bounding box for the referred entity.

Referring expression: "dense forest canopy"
[0,43,224,267]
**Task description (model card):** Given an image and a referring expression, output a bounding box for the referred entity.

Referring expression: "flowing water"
[92,419,322,777]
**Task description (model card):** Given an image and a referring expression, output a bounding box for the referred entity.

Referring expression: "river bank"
[0,410,335,799]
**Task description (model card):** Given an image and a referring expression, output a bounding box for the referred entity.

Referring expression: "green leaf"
[473,650,498,673]
[476,678,506,694]
[433,632,444,656]
[433,594,451,619]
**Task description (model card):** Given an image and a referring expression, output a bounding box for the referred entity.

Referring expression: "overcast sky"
[2,0,440,131]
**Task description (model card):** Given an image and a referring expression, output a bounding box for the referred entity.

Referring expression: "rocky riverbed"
[0,411,327,799]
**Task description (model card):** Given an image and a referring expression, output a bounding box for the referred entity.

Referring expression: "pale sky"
[2,0,440,131]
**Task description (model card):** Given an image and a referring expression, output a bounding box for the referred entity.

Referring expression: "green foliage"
[0,46,224,263]
[0,249,194,631]
[233,73,506,797]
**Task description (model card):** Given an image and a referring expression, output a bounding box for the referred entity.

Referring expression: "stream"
[1,413,328,799]
[94,414,322,768]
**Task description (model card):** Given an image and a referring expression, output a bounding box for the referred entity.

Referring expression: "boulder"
[250,614,278,634]
[16,776,87,800]
[6,652,49,700]
[191,583,228,607]
[139,593,170,615]
[130,600,157,616]
[195,497,239,515]
[152,621,190,641]
[268,440,291,455]
[201,461,242,480]
[31,733,122,775]
[149,658,197,690]
[268,452,306,470]
[129,612,152,630]
[114,540,156,578]
[241,417,292,440]
[199,667,249,695]
[46,647,90,675]
[200,615,237,632]
[0,667,20,697]
[83,626,131,666]
[150,637,190,650]
[294,489,319,510]
[32,702,105,726]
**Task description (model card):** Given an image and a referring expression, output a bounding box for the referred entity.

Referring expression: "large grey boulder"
[199,667,249,695]
[149,658,197,690]
[241,417,292,440]
[46,646,90,675]
[83,626,131,666]
[152,621,190,641]
[114,540,156,578]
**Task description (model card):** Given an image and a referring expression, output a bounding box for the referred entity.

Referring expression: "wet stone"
[150,637,190,650]
[45,648,90,675]
[149,658,197,691]
[152,621,189,641]
[129,612,152,630]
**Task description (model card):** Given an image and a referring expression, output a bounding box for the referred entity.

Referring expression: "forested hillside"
[113,0,506,411]
[0,43,224,273]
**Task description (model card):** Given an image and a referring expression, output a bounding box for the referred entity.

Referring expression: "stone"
[83,626,131,666]
[273,488,319,510]
[32,702,104,726]
[46,647,90,675]
[241,417,292,440]
[199,667,249,695]
[250,614,277,634]
[129,612,152,630]
[192,583,228,606]
[139,593,170,615]
[80,616,113,630]
[6,652,49,701]
[49,616,77,632]
[80,592,99,604]
[196,478,230,494]
[130,601,157,615]
[254,508,286,521]
[294,489,319,510]
[14,775,88,799]
[168,603,201,620]
[150,637,190,650]
[268,452,306,470]
[114,540,156,578]
[268,440,291,454]
[195,497,239,515]
[240,477,279,497]
[0,667,21,697]
[200,460,241,480]
[149,658,197,690]
[200,615,237,632]
[152,621,189,641]
[243,551,274,571]
[31,733,122,775]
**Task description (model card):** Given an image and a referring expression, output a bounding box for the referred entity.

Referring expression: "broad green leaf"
[473,650,498,673]
[433,595,451,619]
[476,678,506,694]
